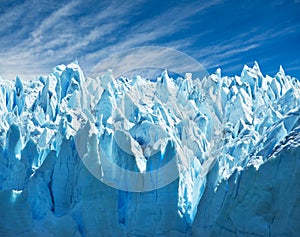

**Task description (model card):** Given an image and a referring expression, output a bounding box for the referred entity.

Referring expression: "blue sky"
[0,0,299,80]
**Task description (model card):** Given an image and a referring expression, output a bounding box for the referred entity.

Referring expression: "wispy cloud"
[192,25,300,71]
[0,0,221,80]
[83,0,222,75]
[0,0,299,80]
[0,0,144,79]
[89,46,209,80]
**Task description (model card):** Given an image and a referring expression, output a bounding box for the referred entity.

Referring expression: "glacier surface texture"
[0,62,300,236]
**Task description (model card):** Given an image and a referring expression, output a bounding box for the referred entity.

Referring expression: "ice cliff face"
[0,62,299,236]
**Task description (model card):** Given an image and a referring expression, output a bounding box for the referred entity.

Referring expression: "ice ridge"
[0,62,299,236]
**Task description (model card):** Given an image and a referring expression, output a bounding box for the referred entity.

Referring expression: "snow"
[0,62,300,236]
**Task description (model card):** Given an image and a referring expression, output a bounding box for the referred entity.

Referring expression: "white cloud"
[0,0,137,79]
[0,0,223,79]
[83,1,221,74]
[89,46,209,79]
[0,0,298,80]
[191,26,300,71]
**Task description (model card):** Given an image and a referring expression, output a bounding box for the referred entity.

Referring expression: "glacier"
[0,62,300,236]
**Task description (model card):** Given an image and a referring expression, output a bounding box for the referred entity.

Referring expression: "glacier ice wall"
[0,62,299,236]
